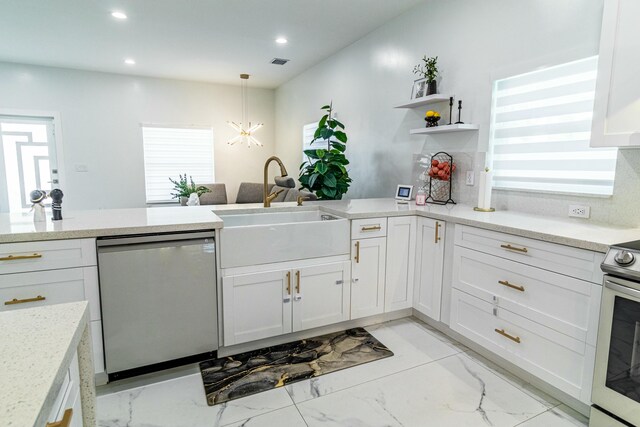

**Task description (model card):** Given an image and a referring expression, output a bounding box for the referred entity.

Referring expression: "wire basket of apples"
[425,151,456,205]
[427,156,456,181]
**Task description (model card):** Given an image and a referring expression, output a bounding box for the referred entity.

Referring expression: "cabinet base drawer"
[453,246,601,345]
[351,218,387,239]
[454,225,602,283]
[0,239,96,275]
[450,289,595,403]
[0,267,101,321]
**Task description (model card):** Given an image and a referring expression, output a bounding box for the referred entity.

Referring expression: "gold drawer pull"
[500,244,528,253]
[4,295,46,305]
[495,328,521,343]
[361,225,381,232]
[47,408,73,427]
[435,221,441,244]
[0,253,42,261]
[498,280,525,292]
[354,241,360,263]
[295,270,301,293]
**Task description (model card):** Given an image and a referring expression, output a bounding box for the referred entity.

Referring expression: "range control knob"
[615,250,636,266]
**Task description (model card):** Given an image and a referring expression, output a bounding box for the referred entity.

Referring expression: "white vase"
[186,193,200,206]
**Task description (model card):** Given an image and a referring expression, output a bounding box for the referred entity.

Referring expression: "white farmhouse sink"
[218,210,350,268]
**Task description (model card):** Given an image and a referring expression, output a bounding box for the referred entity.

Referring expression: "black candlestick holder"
[455,100,464,124]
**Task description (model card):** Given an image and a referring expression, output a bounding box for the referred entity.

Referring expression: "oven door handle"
[605,280,640,300]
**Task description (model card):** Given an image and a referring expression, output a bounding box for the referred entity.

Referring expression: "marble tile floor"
[96,317,588,427]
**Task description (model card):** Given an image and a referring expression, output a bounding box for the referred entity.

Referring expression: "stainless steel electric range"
[592,241,640,426]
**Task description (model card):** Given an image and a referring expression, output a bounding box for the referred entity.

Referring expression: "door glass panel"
[0,118,57,213]
[606,296,640,402]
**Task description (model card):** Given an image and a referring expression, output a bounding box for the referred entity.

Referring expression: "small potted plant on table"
[169,174,211,206]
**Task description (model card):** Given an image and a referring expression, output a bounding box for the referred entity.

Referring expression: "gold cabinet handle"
[286,272,291,295]
[47,408,73,427]
[295,270,301,293]
[4,295,46,305]
[361,225,381,232]
[500,244,528,253]
[435,221,441,244]
[495,328,521,344]
[354,241,360,263]
[498,280,525,292]
[0,253,42,261]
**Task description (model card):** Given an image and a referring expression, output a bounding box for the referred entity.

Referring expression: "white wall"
[0,62,275,210]
[275,0,640,226]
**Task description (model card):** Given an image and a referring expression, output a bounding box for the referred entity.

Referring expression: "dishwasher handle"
[97,231,215,247]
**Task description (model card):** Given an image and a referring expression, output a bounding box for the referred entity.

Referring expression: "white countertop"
[1,199,638,252]
[214,198,640,253]
[0,206,224,243]
[0,302,89,427]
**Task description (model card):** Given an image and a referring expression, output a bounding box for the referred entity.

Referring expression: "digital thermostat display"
[395,185,413,201]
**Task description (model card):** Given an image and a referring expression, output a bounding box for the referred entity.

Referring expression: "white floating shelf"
[409,124,479,135]
[394,94,453,109]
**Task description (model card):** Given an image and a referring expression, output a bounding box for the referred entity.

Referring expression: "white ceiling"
[0,0,423,88]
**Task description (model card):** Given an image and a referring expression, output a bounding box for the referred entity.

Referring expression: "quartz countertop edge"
[1,199,638,252]
[0,205,224,243]
[0,301,89,427]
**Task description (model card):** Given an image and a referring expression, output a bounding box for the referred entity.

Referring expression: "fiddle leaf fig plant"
[299,103,351,200]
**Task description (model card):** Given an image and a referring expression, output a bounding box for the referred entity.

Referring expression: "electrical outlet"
[569,205,590,219]
[465,171,474,186]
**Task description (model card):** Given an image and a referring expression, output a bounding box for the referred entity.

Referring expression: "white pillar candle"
[477,168,493,209]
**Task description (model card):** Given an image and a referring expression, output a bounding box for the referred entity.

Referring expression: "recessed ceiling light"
[111,11,127,20]
[124,58,136,65]
[275,37,288,44]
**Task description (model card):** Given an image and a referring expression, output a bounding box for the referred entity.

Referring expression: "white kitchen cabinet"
[413,218,445,320]
[385,216,416,312]
[351,237,386,319]
[450,289,595,403]
[0,239,104,379]
[222,269,292,346]
[591,0,640,147]
[293,261,351,331]
[223,261,351,346]
[47,352,83,427]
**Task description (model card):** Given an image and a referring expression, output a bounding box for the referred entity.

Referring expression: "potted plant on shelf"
[413,55,439,96]
[299,103,352,200]
[169,174,211,206]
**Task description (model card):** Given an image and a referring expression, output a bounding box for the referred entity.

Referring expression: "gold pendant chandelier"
[227,73,263,148]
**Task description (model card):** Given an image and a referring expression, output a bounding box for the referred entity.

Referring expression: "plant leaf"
[316,149,325,159]
[331,142,346,152]
[333,119,345,129]
[322,187,337,198]
[318,114,328,128]
[304,149,319,159]
[333,131,347,143]
[320,127,333,140]
[321,105,331,110]
[323,173,337,188]
[308,173,320,188]
[315,161,328,175]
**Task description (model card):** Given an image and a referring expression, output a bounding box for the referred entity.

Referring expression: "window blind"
[142,126,214,203]
[302,122,316,163]
[490,56,617,196]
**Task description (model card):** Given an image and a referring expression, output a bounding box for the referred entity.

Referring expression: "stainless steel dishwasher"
[97,231,218,381]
